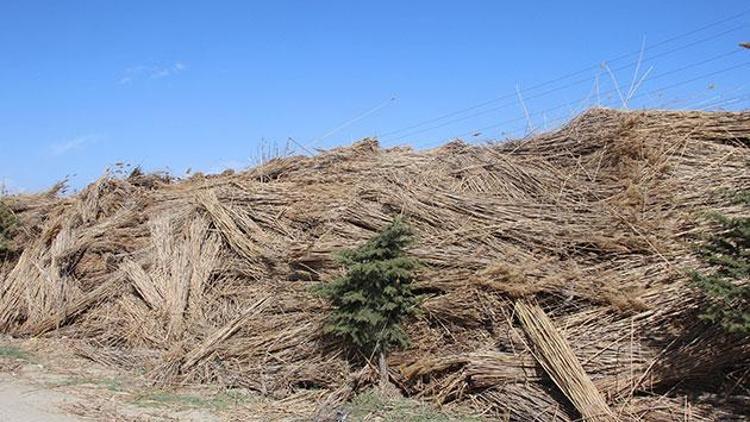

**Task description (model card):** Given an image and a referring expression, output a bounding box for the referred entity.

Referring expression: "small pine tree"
[690,191,749,334]
[319,217,419,386]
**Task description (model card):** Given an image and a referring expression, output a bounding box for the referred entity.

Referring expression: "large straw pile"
[1,108,749,420]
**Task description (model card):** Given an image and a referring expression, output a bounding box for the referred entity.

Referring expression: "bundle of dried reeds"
[515,300,614,421]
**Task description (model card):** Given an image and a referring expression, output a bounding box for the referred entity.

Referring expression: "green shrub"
[0,200,16,254]
[690,192,749,334]
[318,218,419,382]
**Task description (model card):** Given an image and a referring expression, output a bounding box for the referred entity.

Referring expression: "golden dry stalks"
[515,300,616,422]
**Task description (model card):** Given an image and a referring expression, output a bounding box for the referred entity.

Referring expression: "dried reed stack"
[0,108,748,420]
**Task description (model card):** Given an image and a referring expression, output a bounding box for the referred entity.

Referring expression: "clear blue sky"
[1,1,749,192]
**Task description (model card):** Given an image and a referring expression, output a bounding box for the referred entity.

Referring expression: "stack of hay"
[1,108,748,420]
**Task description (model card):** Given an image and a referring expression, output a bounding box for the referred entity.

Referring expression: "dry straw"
[1,108,748,420]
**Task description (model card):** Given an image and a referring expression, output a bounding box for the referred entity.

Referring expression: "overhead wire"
[377,9,750,140]
[413,60,750,149]
[383,45,746,144]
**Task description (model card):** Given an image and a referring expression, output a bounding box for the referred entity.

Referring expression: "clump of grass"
[345,390,483,422]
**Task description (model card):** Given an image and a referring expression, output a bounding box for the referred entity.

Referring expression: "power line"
[378,9,750,140]
[389,48,746,146]
[693,94,750,110]
[418,91,750,151]
[418,59,750,148]
[653,82,749,110]
[516,61,749,136]
[383,37,746,143]
[306,96,396,151]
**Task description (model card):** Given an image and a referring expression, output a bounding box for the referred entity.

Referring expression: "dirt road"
[0,337,225,422]
[0,374,80,422]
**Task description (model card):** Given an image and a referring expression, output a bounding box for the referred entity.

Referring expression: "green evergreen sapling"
[690,191,749,334]
[319,218,419,386]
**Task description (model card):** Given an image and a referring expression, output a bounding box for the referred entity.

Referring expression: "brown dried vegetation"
[1,108,749,420]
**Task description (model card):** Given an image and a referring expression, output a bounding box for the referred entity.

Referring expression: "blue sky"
[1,1,749,192]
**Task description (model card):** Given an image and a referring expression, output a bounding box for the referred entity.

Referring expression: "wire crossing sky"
[1,1,749,192]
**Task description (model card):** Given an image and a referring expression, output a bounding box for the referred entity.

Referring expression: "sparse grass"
[99,377,124,392]
[0,345,31,361]
[47,376,124,392]
[133,389,248,411]
[37,370,249,413]
[345,390,484,422]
